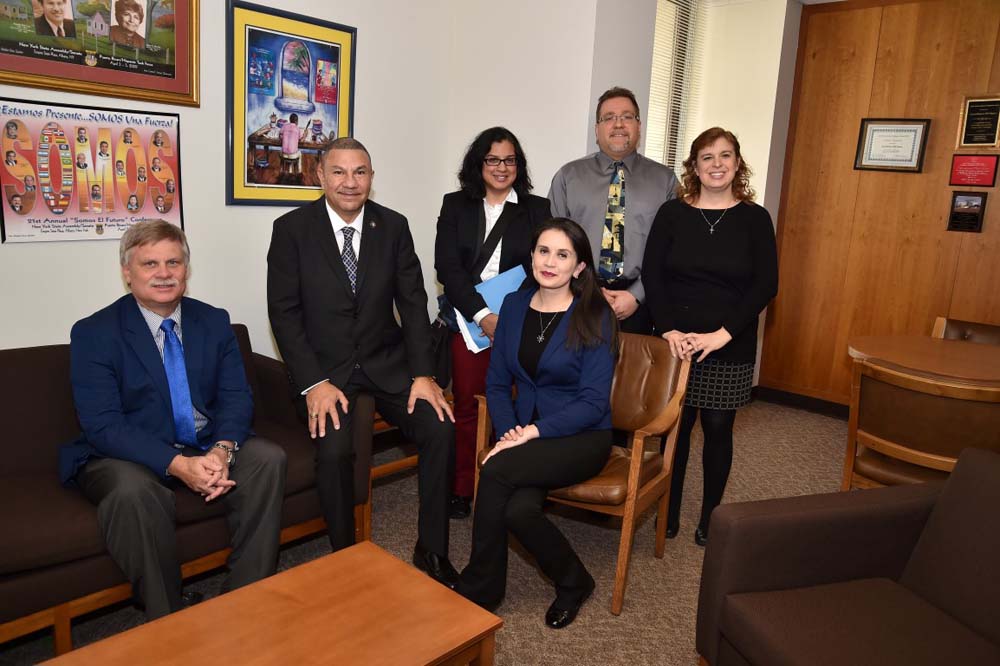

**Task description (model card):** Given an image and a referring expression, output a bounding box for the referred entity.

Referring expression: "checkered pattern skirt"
[683,358,754,410]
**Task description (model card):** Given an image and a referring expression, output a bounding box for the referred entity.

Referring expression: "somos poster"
[0,97,181,243]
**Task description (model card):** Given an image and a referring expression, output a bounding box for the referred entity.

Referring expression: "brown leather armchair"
[931,316,1000,345]
[696,448,1000,666]
[841,357,1000,490]
[475,333,690,614]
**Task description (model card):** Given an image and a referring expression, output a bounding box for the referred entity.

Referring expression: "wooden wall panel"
[761,0,1000,404]
[950,33,1000,325]
[832,0,999,398]
[759,7,882,402]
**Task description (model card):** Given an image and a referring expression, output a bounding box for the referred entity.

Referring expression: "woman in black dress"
[643,127,778,546]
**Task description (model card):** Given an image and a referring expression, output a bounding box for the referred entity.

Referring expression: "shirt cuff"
[472,308,492,326]
[301,380,328,396]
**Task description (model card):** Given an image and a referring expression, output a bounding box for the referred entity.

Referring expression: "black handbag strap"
[470,203,515,280]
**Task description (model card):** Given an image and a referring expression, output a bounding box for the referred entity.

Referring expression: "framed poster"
[949,154,999,187]
[854,118,931,172]
[0,0,199,107]
[226,0,356,206]
[957,96,1000,148]
[947,191,987,233]
[1,97,183,243]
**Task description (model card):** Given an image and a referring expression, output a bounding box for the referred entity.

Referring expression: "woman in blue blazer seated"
[456,217,619,629]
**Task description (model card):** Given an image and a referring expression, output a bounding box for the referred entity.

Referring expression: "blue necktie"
[160,319,198,447]
[342,226,358,293]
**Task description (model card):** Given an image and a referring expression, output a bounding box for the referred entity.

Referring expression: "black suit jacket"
[267,197,434,395]
[35,17,76,38]
[433,191,550,321]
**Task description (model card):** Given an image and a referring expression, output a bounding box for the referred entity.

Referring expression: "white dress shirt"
[472,189,517,325]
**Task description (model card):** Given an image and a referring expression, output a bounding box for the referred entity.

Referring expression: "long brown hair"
[677,127,755,203]
[531,218,619,352]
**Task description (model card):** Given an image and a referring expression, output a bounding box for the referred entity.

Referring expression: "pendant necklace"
[698,203,733,235]
[537,311,559,343]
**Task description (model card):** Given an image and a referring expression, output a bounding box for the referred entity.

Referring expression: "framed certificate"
[854,118,931,173]
[957,96,1000,148]
[949,154,999,187]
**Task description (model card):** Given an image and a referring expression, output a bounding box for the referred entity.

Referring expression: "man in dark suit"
[34,0,76,38]
[267,137,458,586]
[62,220,286,619]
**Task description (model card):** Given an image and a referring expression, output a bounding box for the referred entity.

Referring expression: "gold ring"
[310,414,319,419]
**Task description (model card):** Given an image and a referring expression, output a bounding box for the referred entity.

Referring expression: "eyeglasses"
[598,113,639,124]
[483,156,517,167]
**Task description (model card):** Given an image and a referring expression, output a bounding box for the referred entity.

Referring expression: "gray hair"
[119,219,189,266]
[318,136,371,165]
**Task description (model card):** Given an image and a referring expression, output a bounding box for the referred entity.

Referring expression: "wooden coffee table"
[45,541,501,665]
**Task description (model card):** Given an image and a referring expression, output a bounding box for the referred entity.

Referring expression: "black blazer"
[35,17,77,38]
[433,191,550,321]
[267,197,434,395]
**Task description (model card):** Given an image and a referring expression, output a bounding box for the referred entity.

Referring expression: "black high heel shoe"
[694,526,708,547]
[545,576,595,629]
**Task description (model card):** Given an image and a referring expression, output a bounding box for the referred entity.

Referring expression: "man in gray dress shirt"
[548,86,678,334]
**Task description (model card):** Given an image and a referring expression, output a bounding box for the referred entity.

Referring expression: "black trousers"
[76,437,286,619]
[315,367,454,554]
[458,429,612,609]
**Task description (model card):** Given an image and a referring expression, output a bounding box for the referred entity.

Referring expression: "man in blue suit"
[62,220,286,619]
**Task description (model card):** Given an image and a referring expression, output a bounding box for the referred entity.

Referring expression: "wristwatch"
[213,442,236,467]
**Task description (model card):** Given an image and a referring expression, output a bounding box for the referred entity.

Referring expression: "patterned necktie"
[600,161,626,280]
[160,319,198,447]
[341,226,358,293]
[57,26,64,37]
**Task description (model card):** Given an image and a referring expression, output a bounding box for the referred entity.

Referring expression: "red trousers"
[450,332,492,497]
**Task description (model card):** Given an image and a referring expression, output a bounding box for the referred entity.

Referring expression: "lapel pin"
[369,221,376,228]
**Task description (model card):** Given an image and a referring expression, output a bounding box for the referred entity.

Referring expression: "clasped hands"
[168,445,235,503]
[305,376,455,440]
[483,424,540,464]
[602,288,639,321]
[662,327,732,362]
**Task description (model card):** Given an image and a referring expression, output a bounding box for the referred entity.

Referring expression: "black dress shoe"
[694,526,708,547]
[412,544,459,589]
[665,525,679,539]
[181,590,204,608]
[545,577,595,629]
[448,494,471,519]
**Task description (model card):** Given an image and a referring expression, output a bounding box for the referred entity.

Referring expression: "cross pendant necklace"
[697,203,733,235]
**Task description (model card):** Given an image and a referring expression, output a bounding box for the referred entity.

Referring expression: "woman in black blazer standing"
[434,127,551,518]
[643,127,778,546]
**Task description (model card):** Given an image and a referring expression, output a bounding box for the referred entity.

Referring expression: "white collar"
[325,199,365,238]
[485,188,518,208]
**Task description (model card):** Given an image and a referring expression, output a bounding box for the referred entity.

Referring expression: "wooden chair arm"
[473,394,492,499]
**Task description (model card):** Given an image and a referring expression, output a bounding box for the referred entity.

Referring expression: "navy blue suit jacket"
[60,295,253,484]
[485,288,614,439]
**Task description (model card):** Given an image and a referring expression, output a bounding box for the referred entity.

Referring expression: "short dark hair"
[595,87,641,123]
[457,126,533,199]
[115,0,144,24]
[318,136,371,166]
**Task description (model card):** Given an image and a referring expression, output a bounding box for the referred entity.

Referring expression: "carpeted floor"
[1,399,846,666]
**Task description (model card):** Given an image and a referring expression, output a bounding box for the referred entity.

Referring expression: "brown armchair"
[930,316,1000,345]
[841,357,1000,490]
[474,333,690,614]
[697,447,1000,666]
